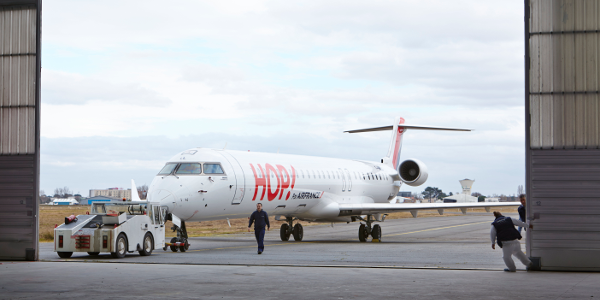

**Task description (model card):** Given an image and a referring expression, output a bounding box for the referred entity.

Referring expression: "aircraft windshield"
[204,163,224,174]
[158,163,177,175]
[176,163,202,174]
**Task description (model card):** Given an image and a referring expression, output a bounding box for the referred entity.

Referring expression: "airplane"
[146,117,519,250]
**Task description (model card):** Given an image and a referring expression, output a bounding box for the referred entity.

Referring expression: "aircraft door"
[339,168,346,192]
[345,169,352,192]
[219,151,246,204]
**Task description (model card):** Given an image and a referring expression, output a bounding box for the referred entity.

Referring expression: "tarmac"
[1,213,598,299]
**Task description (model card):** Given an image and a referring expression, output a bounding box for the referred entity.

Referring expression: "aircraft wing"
[338,202,520,217]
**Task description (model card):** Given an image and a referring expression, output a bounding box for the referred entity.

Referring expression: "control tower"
[460,179,475,195]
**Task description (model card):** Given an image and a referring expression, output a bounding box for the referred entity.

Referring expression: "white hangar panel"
[526,0,600,271]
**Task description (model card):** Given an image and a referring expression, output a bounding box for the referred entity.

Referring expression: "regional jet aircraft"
[146,117,519,249]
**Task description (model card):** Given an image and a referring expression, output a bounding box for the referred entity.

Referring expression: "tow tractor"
[54,202,167,258]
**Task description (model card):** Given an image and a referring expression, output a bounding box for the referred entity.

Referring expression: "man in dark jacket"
[248,203,270,254]
[517,194,526,233]
[491,211,532,272]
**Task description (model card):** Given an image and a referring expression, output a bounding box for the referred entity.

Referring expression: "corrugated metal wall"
[526,0,600,271]
[529,0,600,149]
[0,1,41,261]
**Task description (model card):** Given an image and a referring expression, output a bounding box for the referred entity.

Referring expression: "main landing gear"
[357,215,382,242]
[280,217,303,242]
[163,214,190,252]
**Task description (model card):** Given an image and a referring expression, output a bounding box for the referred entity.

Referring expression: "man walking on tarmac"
[491,211,533,272]
[248,203,270,254]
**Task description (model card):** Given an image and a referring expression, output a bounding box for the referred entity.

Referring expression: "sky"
[40,0,526,197]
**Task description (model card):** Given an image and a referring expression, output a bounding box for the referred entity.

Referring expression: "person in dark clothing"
[491,211,532,272]
[248,203,270,254]
[517,194,526,234]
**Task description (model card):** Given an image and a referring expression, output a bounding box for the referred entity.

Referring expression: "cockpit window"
[204,163,224,174]
[158,163,178,175]
[175,163,202,175]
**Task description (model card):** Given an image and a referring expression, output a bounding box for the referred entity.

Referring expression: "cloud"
[42,70,172,106]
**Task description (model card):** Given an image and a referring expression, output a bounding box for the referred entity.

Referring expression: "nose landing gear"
[280,217,303,241]
[163,214,190,252]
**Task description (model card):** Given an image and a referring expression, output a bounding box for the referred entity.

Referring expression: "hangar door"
[0,0,41,261]
[526,0,600,271]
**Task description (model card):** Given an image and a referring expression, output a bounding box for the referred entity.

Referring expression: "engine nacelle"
[399,158,428,187]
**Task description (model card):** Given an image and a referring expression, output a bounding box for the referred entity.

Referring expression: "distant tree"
[517,185,524,196]
[437,192,447,200]
[422,187,442,203]
[471,192,482,197]
[448,192,453,196]
[53,187,73,198]
[478,195,486,202]
[137,184,149,199]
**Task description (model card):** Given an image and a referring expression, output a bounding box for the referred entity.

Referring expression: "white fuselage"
[147,148,401,223]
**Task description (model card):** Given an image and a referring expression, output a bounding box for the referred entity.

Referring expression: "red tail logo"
[392,117,405,170]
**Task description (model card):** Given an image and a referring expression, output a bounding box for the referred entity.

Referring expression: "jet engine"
[398,158,428,186]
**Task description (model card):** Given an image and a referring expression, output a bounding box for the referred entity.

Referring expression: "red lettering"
[250,164,266,201]
[277,165,290,200]
[286,166,296,200]
[265,163,280,201]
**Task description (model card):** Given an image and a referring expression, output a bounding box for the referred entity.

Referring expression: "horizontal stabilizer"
[344,125,472,133]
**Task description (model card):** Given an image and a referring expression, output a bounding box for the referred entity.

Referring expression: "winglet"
[131,179,142,202]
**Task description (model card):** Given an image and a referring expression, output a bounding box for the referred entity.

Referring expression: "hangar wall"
[526,0,600,271]
[0,0,41,261]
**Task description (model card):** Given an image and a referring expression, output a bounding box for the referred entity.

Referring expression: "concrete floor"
[2,213,599,299]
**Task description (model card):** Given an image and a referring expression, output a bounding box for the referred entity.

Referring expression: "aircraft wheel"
[372,224,382,241]
[280,223,290,241]
[179,238,189,252]
[292,224,303,241]
[170,237,179,252]
[57,252,73,258]
[111,233,128,258]
[139,233,153,256]
[358,224,367,242]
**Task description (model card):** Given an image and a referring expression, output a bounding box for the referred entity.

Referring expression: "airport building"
[51,197,79,205]
[89,188,132,200]
[83,196,124,205]
[442,179,478,203]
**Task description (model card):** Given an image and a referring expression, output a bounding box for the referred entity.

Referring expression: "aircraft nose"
[148,188,176,213]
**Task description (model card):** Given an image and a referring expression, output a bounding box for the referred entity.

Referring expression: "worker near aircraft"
[517,194,526,233]
[491,211,533,272]
[248,203,270,254]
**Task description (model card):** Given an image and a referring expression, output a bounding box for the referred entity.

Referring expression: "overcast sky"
[40,0,525,197]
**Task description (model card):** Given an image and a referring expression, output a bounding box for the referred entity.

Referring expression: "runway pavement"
[2,212,597,299]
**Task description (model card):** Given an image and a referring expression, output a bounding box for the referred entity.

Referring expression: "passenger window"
[175,163,202,175]
[158,163,178,175]
[204,163,224,174]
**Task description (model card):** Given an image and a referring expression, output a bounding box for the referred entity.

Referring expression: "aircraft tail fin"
[344,117,471,170]
[131,179,141,202]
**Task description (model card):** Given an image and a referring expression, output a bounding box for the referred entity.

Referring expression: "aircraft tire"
[57,252,73,258]
[170,237,179,252]
[280,223,290,241]
[372,224,382,240]
[358,224,367,242]
[179,238,189,252]
[292,224,303,241]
